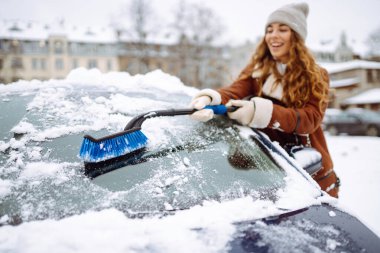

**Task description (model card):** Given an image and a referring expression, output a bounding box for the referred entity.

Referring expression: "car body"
[323,108,380,136]
[1,69,379,252]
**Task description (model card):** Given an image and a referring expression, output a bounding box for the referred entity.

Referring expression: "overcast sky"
[1,0,379,46]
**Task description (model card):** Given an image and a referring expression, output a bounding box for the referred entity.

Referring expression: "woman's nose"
[269,30,279,38]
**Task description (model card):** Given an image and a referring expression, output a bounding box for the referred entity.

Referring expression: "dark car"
[1,70,379,252]
[324,108,380,136]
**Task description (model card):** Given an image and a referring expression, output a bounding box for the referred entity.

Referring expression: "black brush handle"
[124,105,238,130]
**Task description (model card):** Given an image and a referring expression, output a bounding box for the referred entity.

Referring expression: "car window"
[355,111,380,121]
[91,117,287,213]
[335,113,358,123]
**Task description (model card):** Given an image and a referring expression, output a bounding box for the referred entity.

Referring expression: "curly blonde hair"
[238,31,329,111]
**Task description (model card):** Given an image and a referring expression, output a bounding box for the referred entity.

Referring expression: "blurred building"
[307,31,380,111]
[308,31,364,63]
[0,20,119,83]
[320,60,380,110]
[117,33,229,88]
[1,19,379,104]
[0,20,229,88]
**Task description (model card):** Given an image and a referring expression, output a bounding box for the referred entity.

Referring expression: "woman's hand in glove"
[189,89,222,122]
[189,96,211,110]
[227,97,273,128]
[226,100,255,126]
[189,96,214,122]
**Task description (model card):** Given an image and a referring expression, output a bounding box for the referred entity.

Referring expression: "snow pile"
[20,162,70,179]
[10,121,36,135]
[290,147,322,170]
[0,68,196,96]
[0,179,12,197]
[65,68,195,95]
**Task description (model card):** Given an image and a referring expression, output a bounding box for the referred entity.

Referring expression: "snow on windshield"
[0,69,331,253]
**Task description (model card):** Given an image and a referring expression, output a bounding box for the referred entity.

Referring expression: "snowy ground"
[327,135,380,236]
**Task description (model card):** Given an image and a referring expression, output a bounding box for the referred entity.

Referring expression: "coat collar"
[251,63,287,79]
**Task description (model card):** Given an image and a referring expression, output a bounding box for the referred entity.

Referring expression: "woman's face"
[265,23,292,63]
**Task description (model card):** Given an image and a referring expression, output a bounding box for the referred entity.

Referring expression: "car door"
[346,114,367,135]
[336,113,363,135]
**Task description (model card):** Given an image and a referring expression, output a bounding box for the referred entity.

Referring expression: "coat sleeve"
[270,99,325,134]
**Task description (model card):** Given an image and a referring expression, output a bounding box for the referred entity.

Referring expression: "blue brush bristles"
[79,130,148,162]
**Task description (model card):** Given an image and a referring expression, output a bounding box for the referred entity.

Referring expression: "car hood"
[230,204,380,252]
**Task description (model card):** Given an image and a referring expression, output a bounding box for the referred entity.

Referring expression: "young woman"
[190,2,340,197]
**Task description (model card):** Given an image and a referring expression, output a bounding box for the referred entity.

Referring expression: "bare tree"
[129,0,151,42]
[170,0,193,86]
[187,3,223,45]
[113,0,227,86]
[366,26,380,60]
[170,1,225,87]
[129,0,153,73]
[114,0,158,74]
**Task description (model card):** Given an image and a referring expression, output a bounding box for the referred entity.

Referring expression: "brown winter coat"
[217,68,339,197]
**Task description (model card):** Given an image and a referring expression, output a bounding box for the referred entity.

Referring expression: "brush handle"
[124,105,238,130]
[204,105,236,115]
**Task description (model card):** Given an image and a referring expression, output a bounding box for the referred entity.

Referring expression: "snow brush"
[79,105,237,163]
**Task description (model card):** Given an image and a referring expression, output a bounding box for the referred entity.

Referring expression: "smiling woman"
[189,2,340,198]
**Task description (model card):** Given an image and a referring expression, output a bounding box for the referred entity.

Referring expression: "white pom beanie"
[265,2,309,41]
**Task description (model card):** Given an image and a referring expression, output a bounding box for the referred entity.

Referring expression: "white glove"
[227,97,274,128]
[249,97,273,128]
[189,96,214,122]
[226,100,255,126]
[189,96,211,110]
[189,89,222,122]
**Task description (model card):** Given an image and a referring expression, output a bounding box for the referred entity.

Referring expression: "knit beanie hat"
[265,2,309,41]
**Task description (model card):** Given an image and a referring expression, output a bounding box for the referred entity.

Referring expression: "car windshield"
[1,70,321,225]
[90,117,286,213]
